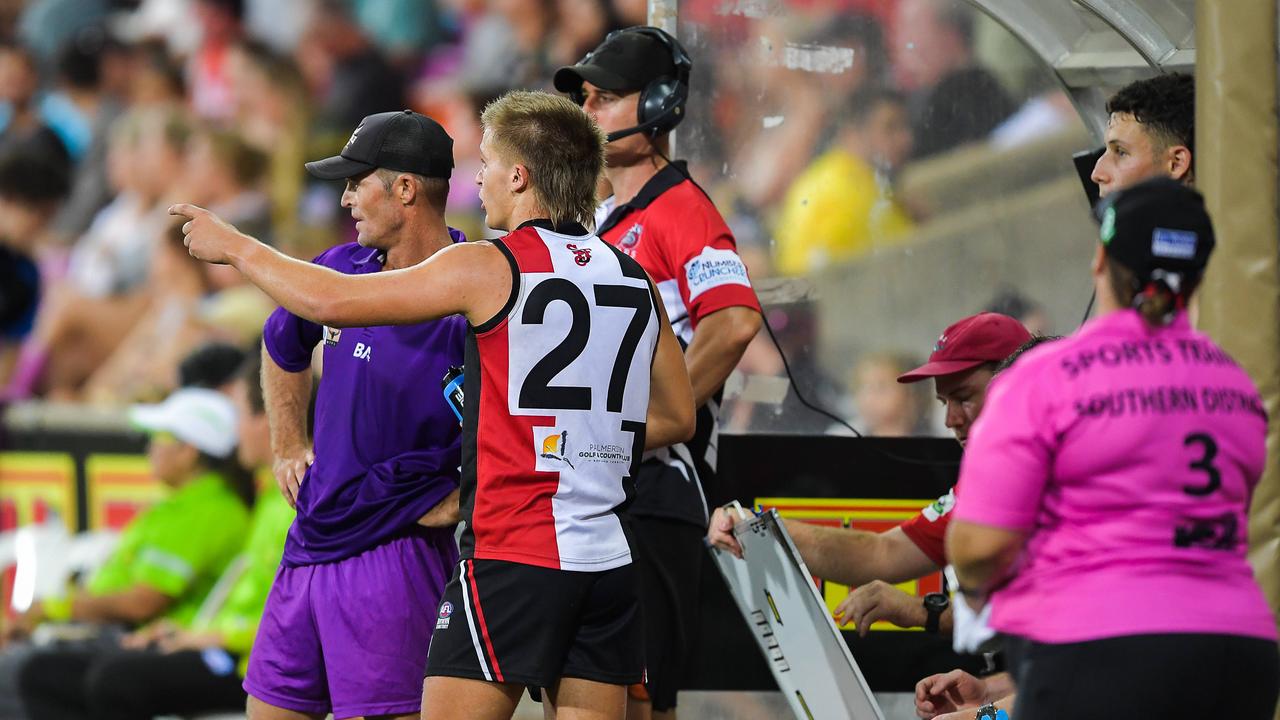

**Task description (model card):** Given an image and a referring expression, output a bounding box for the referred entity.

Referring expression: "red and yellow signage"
[755,497,943,632]
[85,455,166,531]
[0,452,77,531]
[0,452,78,620]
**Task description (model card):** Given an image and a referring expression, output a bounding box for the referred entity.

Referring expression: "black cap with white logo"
[305,109,454,181]
[1096,177,1215,286]
[553,30,678,96]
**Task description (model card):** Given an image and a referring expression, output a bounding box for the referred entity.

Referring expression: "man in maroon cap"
[708,312,1032,637]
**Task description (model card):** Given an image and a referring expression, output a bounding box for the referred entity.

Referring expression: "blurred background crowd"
[0,0,1089,438]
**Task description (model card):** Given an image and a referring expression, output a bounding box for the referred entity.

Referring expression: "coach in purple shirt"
[246,110,466,720]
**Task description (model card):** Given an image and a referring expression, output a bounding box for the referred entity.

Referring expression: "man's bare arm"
[172,204,508,327]
[67,586,172,625]
[947,520,1025,601]
[684,306,761,408]
[418,488,461,527]
[782,522,938,586]
[708,509,938,586]
[645,294,696,450]
[261,343,313,508]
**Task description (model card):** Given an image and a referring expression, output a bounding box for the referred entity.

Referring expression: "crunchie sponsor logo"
[684,246,751,301]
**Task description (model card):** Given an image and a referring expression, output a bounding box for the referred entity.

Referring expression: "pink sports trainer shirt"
[953,309,1275,644]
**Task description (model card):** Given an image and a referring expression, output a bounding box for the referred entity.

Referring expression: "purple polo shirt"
[262,233,467,566]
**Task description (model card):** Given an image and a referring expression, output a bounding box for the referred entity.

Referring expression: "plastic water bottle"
[441,366,464,423]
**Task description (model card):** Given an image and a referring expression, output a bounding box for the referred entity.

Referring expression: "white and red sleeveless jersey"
[459,219,660,572]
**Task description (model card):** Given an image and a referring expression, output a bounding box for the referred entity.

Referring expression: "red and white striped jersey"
[459,219,660,572]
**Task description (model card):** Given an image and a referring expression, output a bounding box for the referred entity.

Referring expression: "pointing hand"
[168,203,248,265]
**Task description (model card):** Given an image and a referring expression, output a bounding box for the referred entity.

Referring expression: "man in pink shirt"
[948,178,1278,720]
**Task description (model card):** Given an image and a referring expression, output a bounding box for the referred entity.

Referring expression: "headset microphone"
[605,104,684,143]
[605,123,651,143]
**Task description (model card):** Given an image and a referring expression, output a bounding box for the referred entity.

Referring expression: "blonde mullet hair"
[480,90,605,227]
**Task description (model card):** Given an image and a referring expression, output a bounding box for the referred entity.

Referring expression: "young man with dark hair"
[172,89,696,720]
[1091,72,1195,198]
[554,27,762,720]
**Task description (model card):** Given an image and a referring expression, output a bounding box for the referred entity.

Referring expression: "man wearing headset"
[554,28,762,720]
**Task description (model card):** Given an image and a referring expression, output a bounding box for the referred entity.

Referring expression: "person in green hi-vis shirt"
[17,350,296,719]
[0,384,251,720]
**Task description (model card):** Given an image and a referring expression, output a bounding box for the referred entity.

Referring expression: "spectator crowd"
[0,0,1074,434]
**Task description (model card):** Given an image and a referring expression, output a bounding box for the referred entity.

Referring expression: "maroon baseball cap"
[897,313,1032,384]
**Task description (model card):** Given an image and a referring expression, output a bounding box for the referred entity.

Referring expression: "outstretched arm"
[171,204,510,327]
[786,523,939,586]
[710,509,939,587]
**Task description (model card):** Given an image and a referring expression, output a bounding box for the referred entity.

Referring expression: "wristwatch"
[923,592,949,634]
[974,703,1000,719]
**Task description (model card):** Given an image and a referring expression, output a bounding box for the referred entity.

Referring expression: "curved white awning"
[964,0,1194,140]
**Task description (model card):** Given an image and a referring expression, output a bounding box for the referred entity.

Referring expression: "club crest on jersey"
[566,243,592,266]
[619,224,643,250]
[436,601,453,630]
[323,326,342,346]
[539,430,575,469]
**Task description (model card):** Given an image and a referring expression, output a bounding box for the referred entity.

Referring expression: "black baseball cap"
[305,110,454,181]
[1096,177,1215,284]
[553,27,678,95]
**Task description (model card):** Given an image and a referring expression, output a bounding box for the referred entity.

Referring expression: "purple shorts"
[243,531,457,719]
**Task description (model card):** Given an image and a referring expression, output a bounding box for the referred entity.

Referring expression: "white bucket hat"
[129,388,238,459]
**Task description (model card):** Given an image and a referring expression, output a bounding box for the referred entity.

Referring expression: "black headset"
[571,26,692,143]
